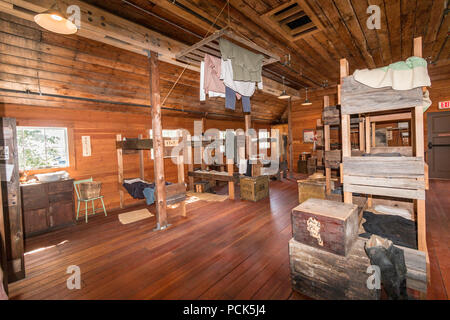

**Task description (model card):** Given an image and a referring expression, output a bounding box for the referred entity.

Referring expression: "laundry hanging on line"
[200,54,241,101]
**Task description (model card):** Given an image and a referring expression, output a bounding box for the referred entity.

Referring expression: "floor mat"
[186,192,228,202]
[118,208,154,225]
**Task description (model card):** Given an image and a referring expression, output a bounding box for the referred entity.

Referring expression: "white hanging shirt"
[220,59,263,97]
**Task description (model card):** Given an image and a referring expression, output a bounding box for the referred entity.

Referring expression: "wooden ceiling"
[83,0,450,90]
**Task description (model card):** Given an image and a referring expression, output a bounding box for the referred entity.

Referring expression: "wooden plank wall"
[0,13,271,212]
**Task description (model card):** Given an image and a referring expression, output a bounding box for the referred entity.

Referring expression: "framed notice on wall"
[303,129,315,144]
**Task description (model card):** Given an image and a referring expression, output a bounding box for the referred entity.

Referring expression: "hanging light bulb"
[278,76,291,100]
[302,88,312,106]
[34,1,78,35]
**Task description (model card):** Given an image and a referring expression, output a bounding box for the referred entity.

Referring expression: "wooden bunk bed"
[339,37,430,277]
[116,133,187,222]
[185,134,238,200]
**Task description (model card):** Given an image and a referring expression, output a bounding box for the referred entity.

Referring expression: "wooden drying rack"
[175,26,280,66]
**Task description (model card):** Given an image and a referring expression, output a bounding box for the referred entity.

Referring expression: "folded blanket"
[353,56,430,90]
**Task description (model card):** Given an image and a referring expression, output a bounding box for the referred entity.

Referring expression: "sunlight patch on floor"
[25,240,69,255]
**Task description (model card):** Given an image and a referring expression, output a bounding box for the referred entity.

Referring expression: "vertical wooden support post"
[201,117,206,170]
[364,117,373,207]
[414,37,428,268]
[371,122,376,147]
[138,134,145,180]
[365,117,371,154]
[359,119,365,151]
[287,98,294,178]
[323,96,331,195]
[340,59,352,204]
[149,51,167,230]
[227,158,235,200]
[177,147,187,217]
[116,134,124,209]
[187,135,194,191]
[271,128,282,180]
[415,103,427,257]
[245,114,251,159]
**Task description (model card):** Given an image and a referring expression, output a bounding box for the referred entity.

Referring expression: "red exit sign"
[439,101,450,109]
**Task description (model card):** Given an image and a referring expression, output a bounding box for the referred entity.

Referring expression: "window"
[17,127,69,171]
[259,131,271,149]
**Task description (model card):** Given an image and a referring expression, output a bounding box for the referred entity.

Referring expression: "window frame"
[17,126,70,171]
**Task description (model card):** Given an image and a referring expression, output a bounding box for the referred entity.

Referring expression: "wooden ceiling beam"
[0,0,300,100]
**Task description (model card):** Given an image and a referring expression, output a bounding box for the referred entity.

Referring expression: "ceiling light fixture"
[278,76,291,100]
[34,1,78,35]
[301,88,312,105]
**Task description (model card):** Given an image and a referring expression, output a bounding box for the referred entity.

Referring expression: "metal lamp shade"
[34,5,77,35]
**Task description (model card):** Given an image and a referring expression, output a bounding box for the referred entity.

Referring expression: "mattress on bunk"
[359,211,417,249]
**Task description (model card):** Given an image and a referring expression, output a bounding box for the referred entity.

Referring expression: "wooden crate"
[297,179,327,204]
[289,238,380,300]
[297,159,308,174]
[323,105,340,125]
[291,198,359,256]
[240,176,269,202]
[324,150,341,169]
[194,181,210,193]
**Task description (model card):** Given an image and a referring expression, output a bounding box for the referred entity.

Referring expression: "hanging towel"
[219,38,264,82]
[221,59,263,97]
[353,56,431,90]
[204,54,226,94]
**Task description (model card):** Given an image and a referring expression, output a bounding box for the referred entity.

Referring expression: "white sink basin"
[35,171,68,182]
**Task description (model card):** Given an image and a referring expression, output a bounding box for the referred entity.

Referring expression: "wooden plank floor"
[8,178,449,300]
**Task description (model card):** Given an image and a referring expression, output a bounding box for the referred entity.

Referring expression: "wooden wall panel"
[0,12,284,122]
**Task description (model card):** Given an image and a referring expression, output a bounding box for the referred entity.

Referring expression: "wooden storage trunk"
[240,176,269,202]
[297,179,327,204]
[289,238,380,300]
[297,159,308,174]
[291,198,358,256]
[307,158,316,175]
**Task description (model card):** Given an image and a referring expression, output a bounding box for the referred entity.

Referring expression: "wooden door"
[427,112,450,179]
